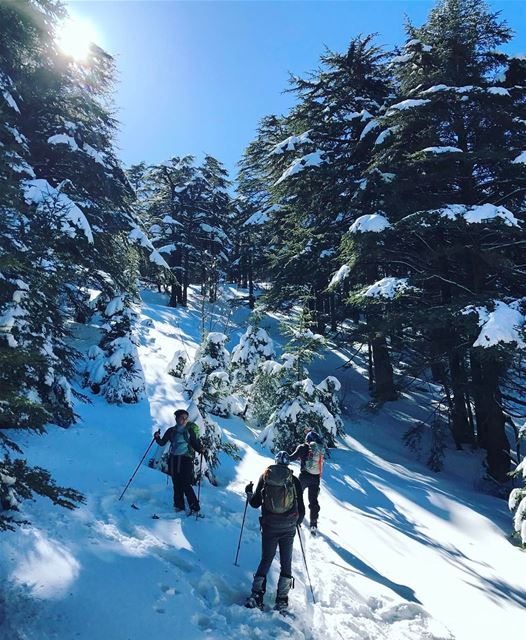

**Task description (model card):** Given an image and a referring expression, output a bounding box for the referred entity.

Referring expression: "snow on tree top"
[464,203,520,227]
[274,151,324,186]
[48,133,79,150]
[349,213,391,234]
[388,99,430,113]
[374,127,396,146]
[435,203,520,227]
[207,332,228,345]
[487,87,510,96]
[270,130,313,155]
[162,215,182,226]
[317,375,341,392]
[293,328,324,343]
[243,211,270,226]
[421,84,449,94]
[512,151,526,164]
[298,378,316,397]
[7,152,35,178]
[391,53,414,64]
[129,226,154,250]
[420,146,463,154]
[359,119,380,141]
[105,296,125,317]
[405,38,432,51]
[22,179,94,243]
[328,265,351,289]
[6,125,28,146]
[200,224,229,241]
[464,301,526,349]
[2,87,20,113]
[363,277,410,299]
[82,143,108,166]
[149,250,169,268]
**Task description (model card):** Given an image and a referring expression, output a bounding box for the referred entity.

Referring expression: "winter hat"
[274,451,290,465]
[306,431,322,444]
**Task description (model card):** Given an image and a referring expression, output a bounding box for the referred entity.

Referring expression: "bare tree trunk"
[182,250,189,306]
[371,335,397,401]
[470,350,510,482]
[449,351,474,447]
[248,249,255,309]
[329,292,337,332]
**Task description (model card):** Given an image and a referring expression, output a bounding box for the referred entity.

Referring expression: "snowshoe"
[187,509,204,518]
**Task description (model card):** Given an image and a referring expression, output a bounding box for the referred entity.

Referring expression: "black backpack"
[262,465,296,514]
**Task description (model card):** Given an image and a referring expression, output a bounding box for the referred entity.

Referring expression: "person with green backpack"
[154,409,204,515]
[289,428,325,534]
[244,451,305,613]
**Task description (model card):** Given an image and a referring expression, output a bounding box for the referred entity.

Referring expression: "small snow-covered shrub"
[230,322,275,389]
[185,332,232,416]
[83,295,145,404]
[167,349,187,378]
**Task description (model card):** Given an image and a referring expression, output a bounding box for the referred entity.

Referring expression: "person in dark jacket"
[154,409,204,514]
[244,451,305,612]
[289,429,324,531]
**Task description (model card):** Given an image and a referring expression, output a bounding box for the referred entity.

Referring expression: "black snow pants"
[299,470,320,526]
[169,455,199,511]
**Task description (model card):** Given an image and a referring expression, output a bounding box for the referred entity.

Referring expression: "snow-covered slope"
[0,287,524,640]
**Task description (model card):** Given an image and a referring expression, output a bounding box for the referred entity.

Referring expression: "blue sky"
[68,1,526,177]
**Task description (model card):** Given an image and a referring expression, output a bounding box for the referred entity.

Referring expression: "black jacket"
[249,467,305,526]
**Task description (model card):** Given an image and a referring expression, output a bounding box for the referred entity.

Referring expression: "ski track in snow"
[1,287,524,640]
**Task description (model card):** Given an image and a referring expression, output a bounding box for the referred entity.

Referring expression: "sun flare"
[57,16,98,61]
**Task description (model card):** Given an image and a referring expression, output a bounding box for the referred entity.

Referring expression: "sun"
[56,16,98,61]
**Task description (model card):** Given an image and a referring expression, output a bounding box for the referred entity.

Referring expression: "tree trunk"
[470,350,510,482]
[182,251,189,306]
[368,340,374,393]
[371,335,397,401]
[329,292,337,332]
[315,289,325,335]
[449,351,473,447]
[248,249,255,309]
[168,249,183,307]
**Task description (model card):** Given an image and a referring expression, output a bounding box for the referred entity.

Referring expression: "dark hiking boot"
[245,575,266,609]
[174,506,185,513]
[274,575,293,612]
[245,591,264,609]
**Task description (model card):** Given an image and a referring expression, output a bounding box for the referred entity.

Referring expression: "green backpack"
[263,465,297,514]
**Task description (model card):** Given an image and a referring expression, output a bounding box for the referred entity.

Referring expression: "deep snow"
[0,286,525,640]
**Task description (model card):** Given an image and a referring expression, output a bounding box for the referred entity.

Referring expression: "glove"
[245,482,254,495]
[154,429,161,441]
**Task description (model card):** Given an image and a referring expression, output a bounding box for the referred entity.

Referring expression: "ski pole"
[196,452,204,520]
[296,525,316,603]
[118,436,156,501]
[234,495,249,566]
